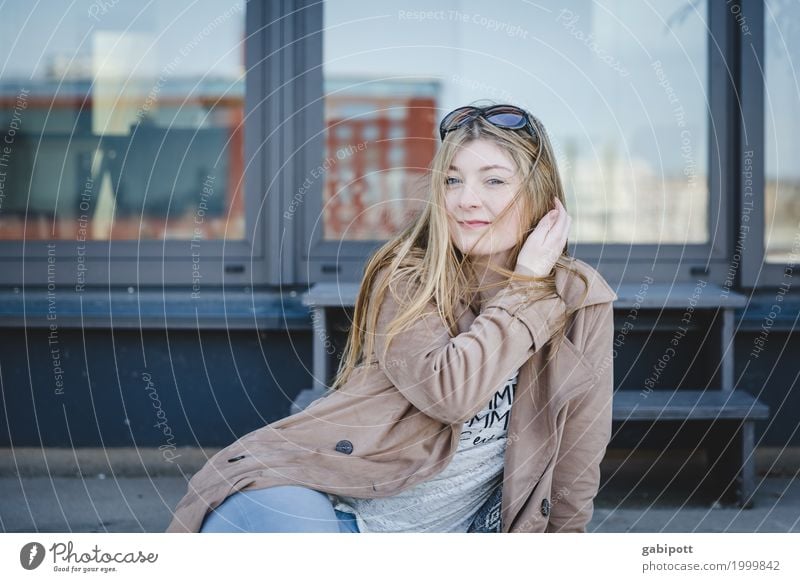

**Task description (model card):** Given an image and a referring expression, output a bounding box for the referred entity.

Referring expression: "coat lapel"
[555,258,618,310]
[499,260,616,531]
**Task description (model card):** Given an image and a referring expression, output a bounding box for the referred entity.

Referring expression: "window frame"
[738,0,794,290]
[4,2,773,292]
[0,0,283,288]
[295,1,744,288]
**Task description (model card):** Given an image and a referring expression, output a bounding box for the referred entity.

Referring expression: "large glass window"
[0,0,245,242]
[322,0,708,244]
[764,0,800,264]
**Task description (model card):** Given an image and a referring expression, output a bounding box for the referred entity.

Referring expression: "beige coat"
[166,257,617,533]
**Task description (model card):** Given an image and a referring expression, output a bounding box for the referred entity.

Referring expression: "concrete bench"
[298,280,770,508]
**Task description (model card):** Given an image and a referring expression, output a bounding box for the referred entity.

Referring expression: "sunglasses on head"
[439,104,537,142]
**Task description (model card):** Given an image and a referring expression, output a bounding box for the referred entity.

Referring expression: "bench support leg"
[739,422,757,508]
[702,420,757,509]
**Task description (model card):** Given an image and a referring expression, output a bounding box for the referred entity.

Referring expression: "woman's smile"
[459,220,492,229]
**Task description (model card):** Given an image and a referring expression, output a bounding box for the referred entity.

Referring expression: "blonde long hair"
[329,101,589,392]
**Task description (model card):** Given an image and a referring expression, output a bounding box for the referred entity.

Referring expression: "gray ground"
[1,447,797,533]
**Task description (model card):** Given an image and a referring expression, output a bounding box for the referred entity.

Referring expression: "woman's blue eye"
[446,177,505,186]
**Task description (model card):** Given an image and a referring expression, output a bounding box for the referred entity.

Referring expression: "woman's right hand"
[515,198,571,279]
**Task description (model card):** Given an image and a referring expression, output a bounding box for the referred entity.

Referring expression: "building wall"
[1,295,797,451]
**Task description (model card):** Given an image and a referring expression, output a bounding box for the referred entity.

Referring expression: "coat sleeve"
[545,300,615,533]
[371,270,566,425]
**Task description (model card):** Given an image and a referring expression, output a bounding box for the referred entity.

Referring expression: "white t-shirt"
[330,368,519,532]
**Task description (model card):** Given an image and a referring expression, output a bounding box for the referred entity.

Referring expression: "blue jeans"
[199,485,360,533]
[199,482,503,533]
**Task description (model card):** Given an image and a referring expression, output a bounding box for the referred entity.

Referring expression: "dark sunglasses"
[438,104,537,141]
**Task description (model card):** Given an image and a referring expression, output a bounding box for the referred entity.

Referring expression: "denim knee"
[200,486,359,533]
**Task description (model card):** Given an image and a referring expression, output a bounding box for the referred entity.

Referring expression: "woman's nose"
[458,183,483,208]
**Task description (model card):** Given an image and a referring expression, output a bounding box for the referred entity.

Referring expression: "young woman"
[167,101,617,534]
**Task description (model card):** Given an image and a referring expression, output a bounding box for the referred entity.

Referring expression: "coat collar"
[470,258,617,313]
[555,258,618,310]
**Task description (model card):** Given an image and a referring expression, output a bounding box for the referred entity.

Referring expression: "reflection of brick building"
[0,85,244,242]
[324,95,437,240]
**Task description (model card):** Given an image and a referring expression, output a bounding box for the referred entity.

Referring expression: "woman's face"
[444,139,525,263]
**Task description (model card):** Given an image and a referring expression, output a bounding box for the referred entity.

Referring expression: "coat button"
[227,455,246,463]
[334,439,353,454]
[540,498,550,516]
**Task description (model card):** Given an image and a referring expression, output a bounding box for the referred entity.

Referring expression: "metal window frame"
[738,0,792,290]
[0,0,284,288]
[5,2,767,291]
[294,1,740,288]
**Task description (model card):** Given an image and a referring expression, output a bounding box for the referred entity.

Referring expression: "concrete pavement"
[1,447,797,533]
